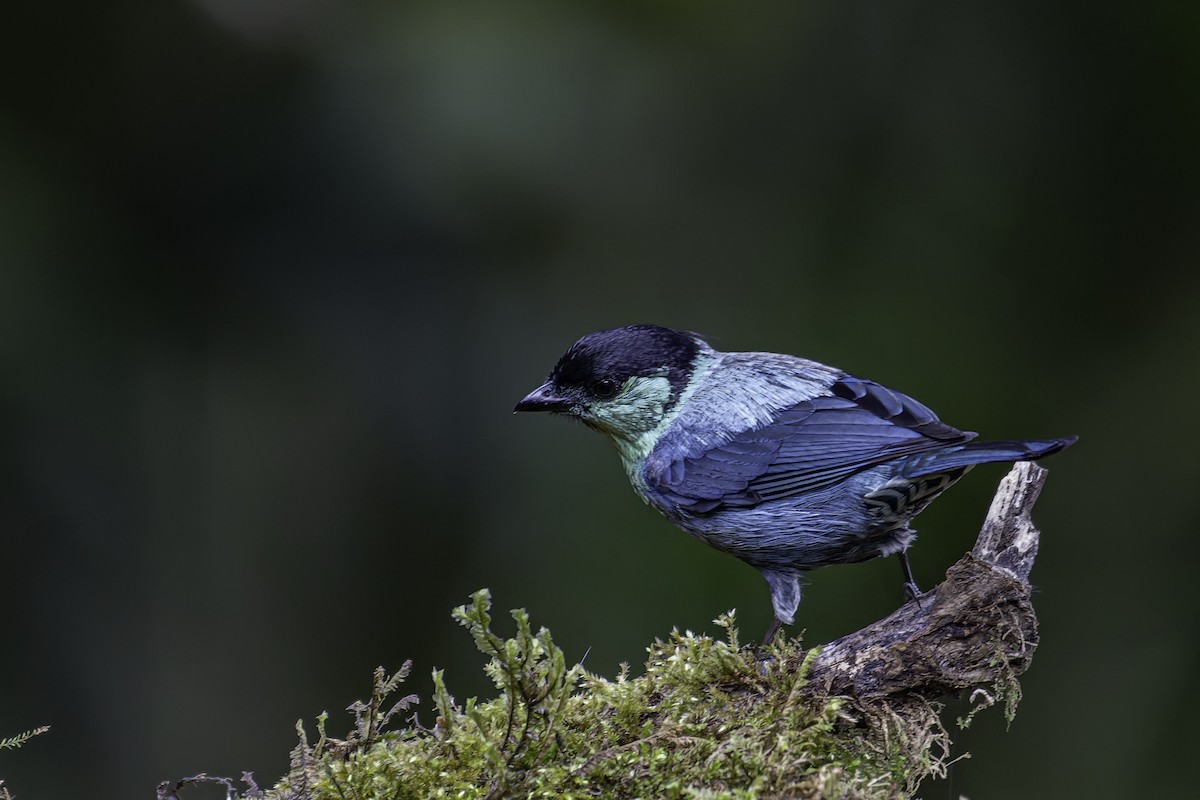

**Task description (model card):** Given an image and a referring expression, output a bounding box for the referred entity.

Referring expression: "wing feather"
[646,376,974,514]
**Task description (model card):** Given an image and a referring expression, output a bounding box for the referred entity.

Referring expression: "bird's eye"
[592,378,620,400]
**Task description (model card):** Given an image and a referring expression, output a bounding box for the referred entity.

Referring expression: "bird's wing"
[646,376,974,514]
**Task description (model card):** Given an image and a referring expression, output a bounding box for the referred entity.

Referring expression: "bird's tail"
[901,435,1078,479]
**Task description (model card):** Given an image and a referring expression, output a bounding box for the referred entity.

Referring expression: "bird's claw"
[903,581,924,608]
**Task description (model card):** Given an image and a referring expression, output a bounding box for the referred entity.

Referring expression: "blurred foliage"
[1,1,1198,799]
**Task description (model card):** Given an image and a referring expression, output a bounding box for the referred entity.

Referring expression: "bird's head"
[515,324,710,447]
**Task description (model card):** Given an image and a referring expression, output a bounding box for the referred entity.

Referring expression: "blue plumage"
[516,324,1076,644]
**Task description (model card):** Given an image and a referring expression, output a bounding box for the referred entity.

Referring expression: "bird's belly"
[672,509,885,569]
[658,474,909,570]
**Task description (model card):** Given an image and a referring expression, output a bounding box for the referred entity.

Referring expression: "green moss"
[259,590,961,800]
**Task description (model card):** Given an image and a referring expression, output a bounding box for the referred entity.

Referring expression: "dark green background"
[2,2,1197,798]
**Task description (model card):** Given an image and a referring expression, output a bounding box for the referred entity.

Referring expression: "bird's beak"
[514,382,572,413]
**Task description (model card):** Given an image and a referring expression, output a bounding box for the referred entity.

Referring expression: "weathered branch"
[807,462,1048,700]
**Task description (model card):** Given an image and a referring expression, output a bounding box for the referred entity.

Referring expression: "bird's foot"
[750,646,775,669]
[898,551,924,608]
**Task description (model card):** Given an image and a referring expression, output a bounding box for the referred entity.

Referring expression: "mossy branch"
[807,461,1047,705]
[161,463,1057,799]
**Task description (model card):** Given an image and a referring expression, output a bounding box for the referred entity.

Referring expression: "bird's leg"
[760,616,784,647]
[898,550,923,605]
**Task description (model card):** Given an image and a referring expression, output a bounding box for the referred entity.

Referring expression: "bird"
[514,324,1076,645]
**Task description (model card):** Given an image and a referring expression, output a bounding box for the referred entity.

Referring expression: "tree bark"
[806,462,1049,700]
